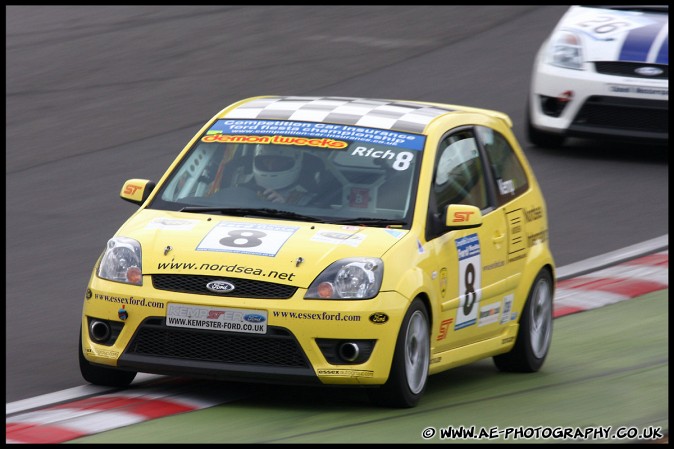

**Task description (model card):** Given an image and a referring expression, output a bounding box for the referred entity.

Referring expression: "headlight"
[546,31,583,70]
[305,258,383,300]
[97,237,143,285]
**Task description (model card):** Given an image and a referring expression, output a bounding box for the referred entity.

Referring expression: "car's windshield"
[149,119,425,227]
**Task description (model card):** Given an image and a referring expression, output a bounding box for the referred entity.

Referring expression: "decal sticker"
[146,218,199,230]
[155,260,296,281]
[453,210,476,223]
[89,348,119,359]
[524,207,543,222]
[369,312,389,324]
[311,231,365,247]
[454,233,481,330]
[348,187,370,208]
[202,133,348,149]
[341,226,360,231]
[197,221,298,257]
[166,303,267,334]
[317,369,373,378]
[93,293,165,309]
[478,302,501,327]
[384,229,405,238]
[351,146,416,171]
[527,229,549,247]
[271,310,361,322]
[437,318,453,341]
[497,178,515,196]
[567,9,667,63]
[507,209,527,262]
[483,261,505,271]
[208,119,427,150]
[500,294,514,324]
[417,240,425,253]
[608,84,667,97]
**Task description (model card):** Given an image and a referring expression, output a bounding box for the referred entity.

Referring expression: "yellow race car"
[80,96,555,408]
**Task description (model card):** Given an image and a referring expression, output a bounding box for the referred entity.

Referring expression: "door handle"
[492,232,506,244]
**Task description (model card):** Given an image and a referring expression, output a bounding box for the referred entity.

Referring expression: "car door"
[425,127,510,352]
[476,125,535,323]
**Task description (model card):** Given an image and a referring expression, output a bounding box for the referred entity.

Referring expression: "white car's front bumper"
[529,60,668,142]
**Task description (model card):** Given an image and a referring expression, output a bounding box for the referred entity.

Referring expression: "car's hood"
[117,209,409,287]
[558,6,668,65]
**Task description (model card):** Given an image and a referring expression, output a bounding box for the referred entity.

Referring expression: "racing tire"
[368,299,430,408]
[79,327,137,387]
[526,102,566,148]
[493,269,553,372]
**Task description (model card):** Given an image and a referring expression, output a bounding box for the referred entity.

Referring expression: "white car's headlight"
[547,31,584,70]
[305,258,383,299]
[97,237,143,285]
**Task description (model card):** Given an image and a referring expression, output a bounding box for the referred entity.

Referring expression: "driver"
[251,145,314,205]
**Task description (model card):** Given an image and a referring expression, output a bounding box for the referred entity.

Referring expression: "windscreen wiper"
[180,207,326,223]
[330,217,407,227]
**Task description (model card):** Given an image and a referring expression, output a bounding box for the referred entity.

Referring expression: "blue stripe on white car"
[618,14,668,63]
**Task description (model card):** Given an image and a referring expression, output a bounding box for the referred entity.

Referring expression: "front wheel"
[368,299,430,408]
[526,101,566,148]
[493,269,553,372]
[79,326,137,387]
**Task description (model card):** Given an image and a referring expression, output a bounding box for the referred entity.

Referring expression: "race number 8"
[219,229,266,248]
[392,152,414,171]
[463,262,477,315]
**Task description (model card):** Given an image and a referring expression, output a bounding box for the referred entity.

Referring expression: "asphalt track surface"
[5,3,668,428]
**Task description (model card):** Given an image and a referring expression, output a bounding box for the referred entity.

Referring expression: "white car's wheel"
[526,101,566,148]
[368,299,430,408]
[494,269,553,372]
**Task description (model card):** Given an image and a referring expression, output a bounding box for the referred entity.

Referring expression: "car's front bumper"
[530,62,668,142]
[81,276,411,386]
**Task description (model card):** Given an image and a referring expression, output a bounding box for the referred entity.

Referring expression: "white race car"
[527,5,668,147]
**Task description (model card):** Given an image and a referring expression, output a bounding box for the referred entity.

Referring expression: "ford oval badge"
[206,280,235,293]
[244,313,266,323]
[369,312,389,324]
[635,66,663,77]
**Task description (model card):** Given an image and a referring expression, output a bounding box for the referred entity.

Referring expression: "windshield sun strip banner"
[205,119,426,151]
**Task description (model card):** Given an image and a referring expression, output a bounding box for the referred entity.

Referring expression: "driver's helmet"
[253,145,303,190]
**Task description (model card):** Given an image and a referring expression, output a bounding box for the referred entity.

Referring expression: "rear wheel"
[368,299,430,408]
[493,269,553,372]
[79,326,136,387]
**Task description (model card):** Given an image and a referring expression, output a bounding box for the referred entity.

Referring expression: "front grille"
[126,318,309,368]
[573,96,668,133]
[594,62,668,80]
[152,274,297,299]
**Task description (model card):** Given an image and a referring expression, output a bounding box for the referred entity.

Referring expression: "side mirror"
[120,179,156,206]
[444,204,482,230]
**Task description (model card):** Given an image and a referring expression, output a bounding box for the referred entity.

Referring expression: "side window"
[476,126,529,206]
[432,129,488,212]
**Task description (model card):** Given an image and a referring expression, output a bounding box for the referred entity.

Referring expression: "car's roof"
[217,96,511,134]
[580,5,668,13]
